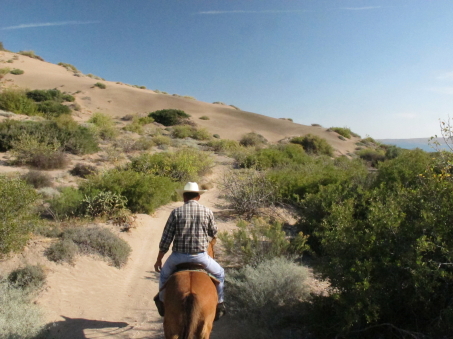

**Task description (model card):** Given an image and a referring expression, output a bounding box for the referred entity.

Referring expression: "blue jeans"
[159,251,224,303]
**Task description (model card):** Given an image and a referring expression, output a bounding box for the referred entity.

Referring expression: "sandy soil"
[0,50,360,156]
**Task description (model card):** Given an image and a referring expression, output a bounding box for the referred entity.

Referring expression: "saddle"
[169,263,220,285]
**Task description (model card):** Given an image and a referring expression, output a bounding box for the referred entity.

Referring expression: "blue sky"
[1,0,453,139]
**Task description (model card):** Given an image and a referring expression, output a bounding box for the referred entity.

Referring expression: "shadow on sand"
[35,316,131,339]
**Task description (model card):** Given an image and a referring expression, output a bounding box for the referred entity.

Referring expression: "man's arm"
[207,210,218,238]
[154,211,176,272]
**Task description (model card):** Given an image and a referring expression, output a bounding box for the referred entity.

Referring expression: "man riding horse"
[154,182,226,320]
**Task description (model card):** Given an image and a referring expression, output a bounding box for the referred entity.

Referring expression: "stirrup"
[215,302,226,321]
[154,294,165,317]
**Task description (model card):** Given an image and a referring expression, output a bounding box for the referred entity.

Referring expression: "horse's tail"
[180,293,200,339]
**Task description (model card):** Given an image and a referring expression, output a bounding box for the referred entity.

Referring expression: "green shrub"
[239,132,267,147]
[0,67,11,78]
[83,191,128,218]
[81,169,177,213]
[356,148,386,167]
[86,73,104,80]
[385,145,404,160]
[94,82,106,89]
[226,257,310,337]
[8,265,46,291]
[0,281,45,338]
[219,219,308,266]
[132,137,154,151]
[129,148,213,182]
[171,125,211,140]
[88,112,118,140]
[213,134,220,139]
[199,116,209,120]
[10,134,68,169]
[148,109,191,126]
[47,187,85,220]
[239,144,308,170]
[36,100,71,117]
[0,176,40,255]
[329,126,360,139]
[18,50,44,61]
[151,135,172,146]
[21,170,52,188]
[26,89,69,102]
[61,227,131,267]
[206,139,240,153]
[290,134,334,156]
[10,69,24,75]
[0,89,38,115]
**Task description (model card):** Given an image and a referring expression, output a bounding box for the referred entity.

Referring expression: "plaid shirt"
[159,200,217,254]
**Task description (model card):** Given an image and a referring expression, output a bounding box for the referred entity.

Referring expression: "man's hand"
[154,251,165,272]
[154,259,162,272]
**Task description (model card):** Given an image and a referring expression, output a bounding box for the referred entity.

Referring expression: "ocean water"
[378,138,450,153]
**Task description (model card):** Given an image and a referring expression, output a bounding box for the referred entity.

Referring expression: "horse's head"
[207,237,216,259]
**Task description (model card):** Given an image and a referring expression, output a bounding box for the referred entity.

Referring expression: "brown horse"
[163,238,218,339]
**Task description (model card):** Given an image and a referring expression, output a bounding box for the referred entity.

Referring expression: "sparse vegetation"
[88,112,118,140]
[171,125,211,140]
[0,89,38,115]
[239,132,267,147]
[0,176,40,255]
[206,139,240,153]
[70,163,97,178]
[94,82,106,89]
[10,68,24,75]
[58,62,79,73]
[0,67,11,78]
[199,115,210,120]
[329,126,360,139]
[21,170,52,188]
[290,134,334,156]
[8,265,46,291]
[148,109,191,126]
[86,73,105,80]
[18,50,44,61]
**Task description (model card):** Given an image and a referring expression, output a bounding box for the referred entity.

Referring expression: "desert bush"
[88,112,118,140]
[219,219,308,266]
[10,68,24,75]
[0,89,38,115]
[18,50,44,61]
[239,132,267,147]
[213,101,225,105]
[7,265,46,291]
[151,135,172,146]
[26,89,72,103]
[123,115,154,134]
[0,281,45,338]
[226,257,310,336]
[290,134,334,156]
[329,126,360,139]
[45,239,79,264]
[213,134,220,139]
[220,169,279,218]
[239,144,308,170]
[83,191,128,218]
[94,82,106,89]
[21,170,52,188]
[86,73,104,80]
[61,227,131,267]
[199,115,209,120]
[171,125,211,140]
[132,137,154,151]
[148,109,191,126]
[70,163,97,178]
[36,100,71,117]
[0,119,102,155]
[356,148,386,167]
[0,42,5,51]
[266,156,368,204]
[0,176,40,255]
[47,187,85,220]
[58,62,79,73]
[10,134,68,169]
[81,169,177,213]
[129,148,213,182]
[206,139,240,153]
[0,67,11,78]
[229,105,240,110]
[385,144,404,160]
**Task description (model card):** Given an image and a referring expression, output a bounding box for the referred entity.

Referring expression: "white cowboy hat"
[176,182,207,196]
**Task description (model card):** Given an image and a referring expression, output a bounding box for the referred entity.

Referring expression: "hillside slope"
[0,50,359,155]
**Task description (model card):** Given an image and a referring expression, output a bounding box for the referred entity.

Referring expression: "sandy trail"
[34,159,237,339]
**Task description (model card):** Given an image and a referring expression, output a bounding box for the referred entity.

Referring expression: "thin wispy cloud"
[340,6,382,11]
[1,21,100,30]
[197,10,309,15]
[428,87,453,95]
[437,72,453,80]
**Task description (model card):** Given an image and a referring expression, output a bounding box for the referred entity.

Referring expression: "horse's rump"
[164,271,217,339]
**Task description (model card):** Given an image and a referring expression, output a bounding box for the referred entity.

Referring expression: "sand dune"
[0,50,359,155]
